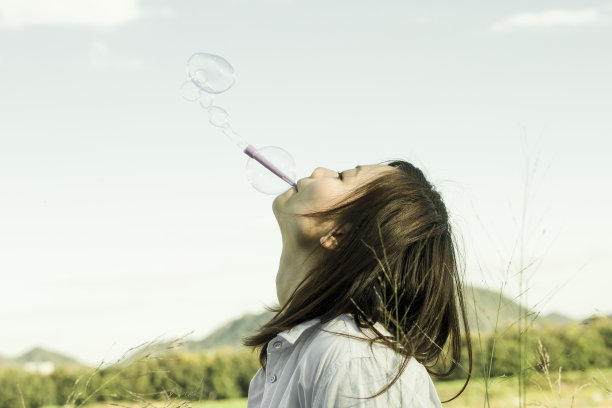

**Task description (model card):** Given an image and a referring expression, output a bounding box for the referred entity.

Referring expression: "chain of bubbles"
[181,53,296,195]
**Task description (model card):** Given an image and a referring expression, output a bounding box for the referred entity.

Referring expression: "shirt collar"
[276,318,321,345]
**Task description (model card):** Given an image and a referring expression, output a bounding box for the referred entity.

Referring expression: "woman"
[245,161,472,407]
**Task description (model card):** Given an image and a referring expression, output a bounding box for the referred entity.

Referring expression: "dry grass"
[436,368,612,408]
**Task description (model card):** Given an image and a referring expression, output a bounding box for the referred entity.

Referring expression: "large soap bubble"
[246,146,296,195]
[187,53,236,94]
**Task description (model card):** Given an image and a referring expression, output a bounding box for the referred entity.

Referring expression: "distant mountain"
[0,347,82,367]
[191,286,575,350]
[464,286,578,333]
[119,312,275,365]
[543,312,574,326]
[119,285,575,362]
[184,311,275,351]
[14,347,82,366]
[582,314,612,325]
[464,286,522,333]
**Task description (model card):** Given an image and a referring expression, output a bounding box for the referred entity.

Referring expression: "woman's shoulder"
[286,313,430,378]
[289,314,377,372]
[305,314,392,350]
[294,314,441,407]
[298,314,419,371]
[300,314,375,355]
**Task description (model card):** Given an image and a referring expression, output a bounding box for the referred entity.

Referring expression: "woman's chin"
[272,192,287,216]
[273,185,295,205]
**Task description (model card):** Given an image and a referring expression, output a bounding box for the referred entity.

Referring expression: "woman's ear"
[320,230,343,250]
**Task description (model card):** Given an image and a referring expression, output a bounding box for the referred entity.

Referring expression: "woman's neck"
[276,239,323,307]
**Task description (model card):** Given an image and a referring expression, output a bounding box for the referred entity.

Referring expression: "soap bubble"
[199,91,214,109]
[208,106,230,128]
[246,146,296,195]
[187,53,236,94]
[180,80,201,102]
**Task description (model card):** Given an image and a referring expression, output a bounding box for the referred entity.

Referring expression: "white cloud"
[491,7,609,32]
[0,0,141,28]
[88,40,144,71]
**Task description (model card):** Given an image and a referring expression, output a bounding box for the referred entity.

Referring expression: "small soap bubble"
[208,106,230,128]
[199,91,214,109]
[180,80,200,102]
[187,53,236,94]
[246,146,296,195]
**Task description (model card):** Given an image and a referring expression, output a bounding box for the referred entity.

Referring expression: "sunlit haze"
[1,0,611,365]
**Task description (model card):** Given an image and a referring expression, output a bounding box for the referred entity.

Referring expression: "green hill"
[179,285,525,352]
[544,312,575,326]
[118,312,276,365]
[464,286,524,333]
[0,347,82,367]
[184,311,275,351]
[187,285,573,351]
[13,347,82,366]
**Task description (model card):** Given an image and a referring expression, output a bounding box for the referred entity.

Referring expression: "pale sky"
[1,0,611,365]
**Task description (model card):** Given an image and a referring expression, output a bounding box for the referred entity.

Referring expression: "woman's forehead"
[350,164,394,178]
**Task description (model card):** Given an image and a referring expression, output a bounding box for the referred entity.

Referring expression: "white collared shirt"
[247,314,442,407]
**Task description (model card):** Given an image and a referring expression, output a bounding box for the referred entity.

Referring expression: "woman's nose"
[311,167,335,178]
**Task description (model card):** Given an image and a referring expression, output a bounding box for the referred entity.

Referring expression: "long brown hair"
[244,160,472,401]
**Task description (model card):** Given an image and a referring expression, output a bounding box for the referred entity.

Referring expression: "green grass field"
[43,368,612,408]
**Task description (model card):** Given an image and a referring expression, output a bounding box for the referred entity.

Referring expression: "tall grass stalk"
[470,280,509,408]
[469,135,559,407]
[516,150,532,408]
[514,135,553,408]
